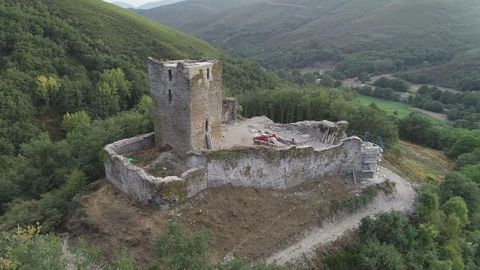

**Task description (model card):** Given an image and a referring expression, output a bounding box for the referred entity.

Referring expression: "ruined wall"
[222,97,238,124]
[189,61,223,150]
[288,120,349,145]
[104,134,379,206]
[194,137,363,190]
[104,133,207,207]
[148,58,192,154]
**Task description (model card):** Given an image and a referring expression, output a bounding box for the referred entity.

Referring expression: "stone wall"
[222,97,238,124]
[148,58,192,154]
[105,133,380,206]
[288,120,349,145]
[189,61,223,151]
[104,133,207,207]
[148,58,224,154]
[199,137,363,189]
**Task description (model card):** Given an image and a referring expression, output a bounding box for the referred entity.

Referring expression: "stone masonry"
[104,59,383,207]
[148,58,223,154]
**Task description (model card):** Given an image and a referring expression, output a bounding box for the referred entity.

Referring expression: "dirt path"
[412,108,447,121]
[266,167,416,265]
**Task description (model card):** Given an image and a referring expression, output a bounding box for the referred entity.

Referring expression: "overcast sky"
[104,0,154,7]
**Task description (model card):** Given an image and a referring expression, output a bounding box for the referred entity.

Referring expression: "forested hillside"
[140,0,480,90]
[0,0,281,230]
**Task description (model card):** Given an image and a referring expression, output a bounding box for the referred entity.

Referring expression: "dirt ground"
[67,177,362,266]
[220,116,329,150]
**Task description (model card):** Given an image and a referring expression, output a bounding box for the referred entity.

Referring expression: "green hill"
[139,0,480,90]
[0,0,282,228]
[135,0,260,28]
[0,0,281,147]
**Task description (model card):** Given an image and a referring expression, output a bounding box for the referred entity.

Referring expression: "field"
[356,94,449,122]
[356,95,415,118]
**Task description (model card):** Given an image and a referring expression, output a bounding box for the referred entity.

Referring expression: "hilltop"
[112,1,134,8]
[139,0,480,90]
[137,0,186,9]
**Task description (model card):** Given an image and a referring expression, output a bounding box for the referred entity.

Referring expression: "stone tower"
[147,58,223,154]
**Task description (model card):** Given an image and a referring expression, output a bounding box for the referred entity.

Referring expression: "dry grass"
[384,141,453,183]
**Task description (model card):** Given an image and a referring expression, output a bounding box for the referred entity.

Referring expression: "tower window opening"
[205,120,209,132]
[168,70,173,81]
[207,68,210,80]
[168,89,172,102]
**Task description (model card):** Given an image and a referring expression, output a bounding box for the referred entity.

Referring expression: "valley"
[137,0,480,91]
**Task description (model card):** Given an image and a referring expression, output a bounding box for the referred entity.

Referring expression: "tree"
[359,212,417,252]
[448,135,480,159]
[443,197,469,226]
[417,190,440,223]
[455,149,480,169]
[358,72,370,83]
[356,241,405,270]
[36,75,60,106]
[461,165,480,184]
[440,172,480,214]
[418,223,439,246]
[0,224,134,269]
[90,68,131,118]
[320,74,335,88]
[62,111,91,132]
[17,134,75,198]
[398,113,435,146]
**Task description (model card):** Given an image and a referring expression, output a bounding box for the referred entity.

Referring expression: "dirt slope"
[67,176,363,266]
[266,166,415,265]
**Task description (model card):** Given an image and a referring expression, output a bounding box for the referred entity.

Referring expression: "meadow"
[356,95,415,118]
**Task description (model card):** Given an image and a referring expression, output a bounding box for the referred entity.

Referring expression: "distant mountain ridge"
[138,0,186,9]
[112,1,134,8]
[137,0,480,90]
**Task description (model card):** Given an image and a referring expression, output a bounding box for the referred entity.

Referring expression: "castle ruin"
[104,59,382,207]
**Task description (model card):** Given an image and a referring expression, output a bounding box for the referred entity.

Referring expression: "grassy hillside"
[401,48,480,90]
[137,0,186,10]
[140,0,480,90]
[135,0,259,28]
[357,95,415,119]
[53,0,221,64]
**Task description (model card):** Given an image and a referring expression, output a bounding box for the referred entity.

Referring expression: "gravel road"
[266,166,416,265]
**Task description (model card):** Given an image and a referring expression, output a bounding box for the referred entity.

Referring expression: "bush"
[440,172,480,215]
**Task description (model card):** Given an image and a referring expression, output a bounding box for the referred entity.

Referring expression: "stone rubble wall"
[222,97,238,124]
[287,120,349,145]
[200,137,363,189]
[104,133,381,207]
[104,133,206,207]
